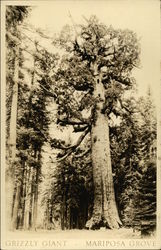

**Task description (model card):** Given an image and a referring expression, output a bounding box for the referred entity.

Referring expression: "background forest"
[5,5,157,238]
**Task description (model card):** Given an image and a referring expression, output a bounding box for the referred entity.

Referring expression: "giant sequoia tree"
[51,16,140,229]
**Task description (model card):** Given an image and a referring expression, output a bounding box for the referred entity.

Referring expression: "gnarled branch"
[73,124,89,133]
[52,126,90,162]
[57,117,89,126]
[51,140,73,150]
[74,148,91,158]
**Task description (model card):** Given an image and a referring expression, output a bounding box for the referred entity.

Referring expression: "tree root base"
[86,216,122,230]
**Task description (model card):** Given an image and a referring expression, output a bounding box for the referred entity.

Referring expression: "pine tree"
[109,96,142,227]
[133,90,157,236]
[16,43,57,230]
[5,6,30,230]
[6,8,58,229]
[139,161,156,236]
[110,90,157,233]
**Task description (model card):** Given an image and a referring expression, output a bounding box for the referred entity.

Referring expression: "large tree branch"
[51,139,74,150]
[74,148,91,158]
[56,149,73,162]
[52,126,90,162]
[69,126,90,149]
[73,124,89,132]
[48,149,73,163]
[57,117,89,126]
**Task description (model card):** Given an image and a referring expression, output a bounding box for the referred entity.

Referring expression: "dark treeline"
[6,6,156,237]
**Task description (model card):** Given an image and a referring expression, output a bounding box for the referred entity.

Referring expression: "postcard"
[1,0,161,249]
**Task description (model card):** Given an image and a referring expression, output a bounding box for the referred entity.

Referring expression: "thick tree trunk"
[86,64,122,229]
[86,111,122,229]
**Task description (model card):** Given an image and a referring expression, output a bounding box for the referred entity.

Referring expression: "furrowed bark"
[86,63,122,229]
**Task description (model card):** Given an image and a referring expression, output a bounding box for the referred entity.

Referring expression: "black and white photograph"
[1,0,161,249]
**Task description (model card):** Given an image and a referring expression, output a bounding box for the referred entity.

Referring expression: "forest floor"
[6,228,142,239]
